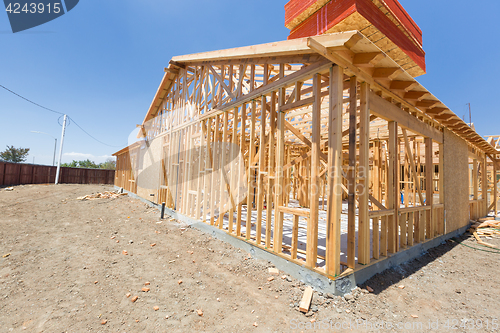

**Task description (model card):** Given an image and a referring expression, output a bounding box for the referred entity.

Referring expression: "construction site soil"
[1,184,499,332]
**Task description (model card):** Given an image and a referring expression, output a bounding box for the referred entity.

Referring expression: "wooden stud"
[306,73,321,269]
[291,215,299,259]
[236,104,247,236]
[246,101,257,239]
[387,121,398,254]
[265,93,276,249]
[425,138,433,238]
[373,217,380,260]
[347,76,357,269]
[358,81,370,264]
[380,215,387,257]
[274,80,286,254]
[326,65,343,277]
[255,96,267,245]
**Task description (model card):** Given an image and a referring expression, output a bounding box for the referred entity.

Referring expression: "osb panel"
[136,137,162,202]
[443,128,470,233]
[323,13,424,77]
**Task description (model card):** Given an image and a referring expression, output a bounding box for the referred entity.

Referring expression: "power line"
[69,116,124,148]
[1,83,125,148]
[0,84,64,116]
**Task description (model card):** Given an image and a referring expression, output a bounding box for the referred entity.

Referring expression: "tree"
[99,158,116,170]
[60,158,116,169]
[61,159,99,169]
[0,145,30,163]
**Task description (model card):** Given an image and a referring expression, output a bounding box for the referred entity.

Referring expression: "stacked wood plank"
[284,0,425,77]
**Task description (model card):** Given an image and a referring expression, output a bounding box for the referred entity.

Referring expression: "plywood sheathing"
[444,128,470,232]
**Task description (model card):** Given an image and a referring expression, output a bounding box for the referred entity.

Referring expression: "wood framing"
[114,30,498,283]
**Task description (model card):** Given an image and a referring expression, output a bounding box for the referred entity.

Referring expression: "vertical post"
[347,76,357,269]
[425,137,433,238]
[266,93,276,249]
[306,73,321,269]
[326,65,343,277]
[246,100,257,240]
[387,121,398,253]
[358,82,370,264]
[228,107,238,233]
[481,155,487,216]
[236,104,247,236]
[473,159,478,200]
[256,95,267,245]
[438,142,444,233]
[52,138,57,166]
[274,88,286,253]
[218,111,229,228]
[273,64,286,254]
[161,202,166,219]
[55,114,67,185]
[494,160,498,216]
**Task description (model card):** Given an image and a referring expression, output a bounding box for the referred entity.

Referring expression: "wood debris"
[131,296,138,303]
[77,191,127,201]
[299,286,313,313]
[268,268,279,275]
[154,306,159,311]
[469,220,500,248]
[197,309,203,316]
[472,231,498,249]
[141,287,150,292]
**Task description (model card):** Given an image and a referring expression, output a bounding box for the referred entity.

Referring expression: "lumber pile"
[77,191,128,201]
[284,0,426,77]
[468,218,500,249]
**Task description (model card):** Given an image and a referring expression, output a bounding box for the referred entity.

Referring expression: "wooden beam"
[347,76,357,269]
[199,58,332,121]
[255,96,267,245]
[208,65,236,100]
[425,137,433,238]
[306,73,321,269]
[372,68,403,80]
[387,121,398,253]
[358,81,370,265]
[390,81,418,91]
[353,52,386,67]
[369,91,443,143]
[326,65,343,277]
[273,82,286,254]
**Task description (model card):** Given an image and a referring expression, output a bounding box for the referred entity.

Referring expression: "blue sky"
[1,0,499,165]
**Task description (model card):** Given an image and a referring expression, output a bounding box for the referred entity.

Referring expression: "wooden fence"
[0,161,115,186]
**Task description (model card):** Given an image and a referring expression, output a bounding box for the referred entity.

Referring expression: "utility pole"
[55,115,67,185]
[31,131,57,166]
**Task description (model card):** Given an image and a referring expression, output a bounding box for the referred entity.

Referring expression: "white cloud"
[63,152,113,163]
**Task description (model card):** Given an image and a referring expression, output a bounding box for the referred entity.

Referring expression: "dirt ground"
[1,184,500,332]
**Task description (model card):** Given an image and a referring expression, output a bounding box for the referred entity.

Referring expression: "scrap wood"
[77,191,128,201]
[299,286,313,313]
[472,231,499,249]
[470,220,500,230]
